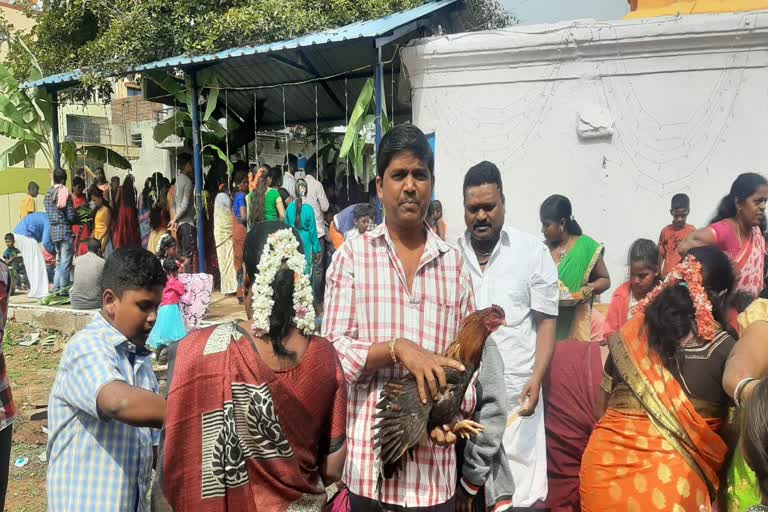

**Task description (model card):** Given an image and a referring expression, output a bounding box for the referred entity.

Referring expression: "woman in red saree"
[70,177,91,256]
[581,247,737,511]
[682,173,768,298]
[112,175,142,249]
[163,221,346,511]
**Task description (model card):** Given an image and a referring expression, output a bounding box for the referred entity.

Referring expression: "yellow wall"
[627,0,768,17]
[0,168,49,237]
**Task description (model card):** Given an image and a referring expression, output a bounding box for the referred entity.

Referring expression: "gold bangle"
[388,339,398,365]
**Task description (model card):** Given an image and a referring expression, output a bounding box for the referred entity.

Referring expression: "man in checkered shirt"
[323,124,476,510]
[0,260,15,511]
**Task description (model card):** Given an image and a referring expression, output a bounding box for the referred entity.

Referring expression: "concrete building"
[402,10,768,294]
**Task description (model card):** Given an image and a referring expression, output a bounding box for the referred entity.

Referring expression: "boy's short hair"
[102,248,166,298]
[4,233,13,242]
[353,204,371,222]
[28,181,39,194]
[671,193,690,210]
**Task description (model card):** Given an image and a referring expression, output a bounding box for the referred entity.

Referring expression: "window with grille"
[131,133,143,147]
[65,115,106,144]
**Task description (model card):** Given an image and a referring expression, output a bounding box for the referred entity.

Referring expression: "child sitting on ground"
[147,258,188,351]
[658,193,696,277]
[46,247,167,511]
[3,234,28,291]
[604,238,661,338]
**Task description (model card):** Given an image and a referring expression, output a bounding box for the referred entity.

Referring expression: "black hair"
[292,178,308,231]
[141,177,154,209]
[644,246,734,366]
[149,206,163,230]
[162,257,179,274]
[243,221,306,359]
[463,161,503,197]
[306,156,318,177]
[156,234,177,259]
[287,154,298,173]
[53,168,67,185]
[671,193,690,210]
[248,165,270,227]
[269,165,283,188]
[4,233,13,242]
[101,247,166,298]
[91,187,104,201]
[87,238,101,254]
[431,199,443,211]
[540,194,583,236]
[233,160,250,174]
[232,170,247,189]
[177,152,193,171]
[742,379,768,500]
[72,177,85,190]
[628,238,659,269]
[712,173,768,224]
[376,124,434,179]
[27,181,39,194]
[353,204,371,222]
[729,290,757,315]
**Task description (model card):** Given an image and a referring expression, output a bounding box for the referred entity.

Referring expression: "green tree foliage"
[0,40,131,171]
[9,0,512,100]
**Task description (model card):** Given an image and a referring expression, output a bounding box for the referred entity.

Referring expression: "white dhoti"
[14,234,48,298]
[497,389,548,509]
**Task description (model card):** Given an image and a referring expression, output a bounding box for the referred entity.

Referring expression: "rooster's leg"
[452,420,485,439]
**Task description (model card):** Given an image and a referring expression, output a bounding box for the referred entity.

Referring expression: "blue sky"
[502,0,629,24]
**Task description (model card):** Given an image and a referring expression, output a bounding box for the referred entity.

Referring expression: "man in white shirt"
[303,158,329,298]
[456,161,559,511]
[283,154,297,199]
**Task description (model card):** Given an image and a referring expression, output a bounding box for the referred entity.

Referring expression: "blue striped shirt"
[47,314,160,512]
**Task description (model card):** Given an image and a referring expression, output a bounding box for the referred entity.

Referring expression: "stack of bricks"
[111,96,163,125]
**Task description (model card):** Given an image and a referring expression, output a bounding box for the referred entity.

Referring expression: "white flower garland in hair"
[251,229,316,337]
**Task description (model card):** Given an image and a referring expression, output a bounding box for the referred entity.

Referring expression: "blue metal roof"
[23,0,459,89]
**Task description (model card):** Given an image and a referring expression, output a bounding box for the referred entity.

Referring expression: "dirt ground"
[4,320,63,512]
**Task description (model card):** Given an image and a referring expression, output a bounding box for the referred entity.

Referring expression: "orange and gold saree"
[580,313,729,511]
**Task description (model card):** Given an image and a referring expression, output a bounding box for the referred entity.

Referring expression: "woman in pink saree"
[682,173,768,298]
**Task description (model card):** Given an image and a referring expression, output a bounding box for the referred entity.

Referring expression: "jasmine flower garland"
[251,229,316,337]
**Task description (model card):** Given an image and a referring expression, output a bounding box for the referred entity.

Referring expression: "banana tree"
[0,39,131,172]
[339,79,389,183]
[148,70,234,173]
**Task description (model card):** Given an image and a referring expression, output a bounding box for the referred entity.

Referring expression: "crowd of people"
[0,124,768,512]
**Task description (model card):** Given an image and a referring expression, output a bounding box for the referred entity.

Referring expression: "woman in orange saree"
[580,247,737,511]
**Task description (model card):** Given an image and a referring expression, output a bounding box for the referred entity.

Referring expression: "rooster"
[373,305,506,479]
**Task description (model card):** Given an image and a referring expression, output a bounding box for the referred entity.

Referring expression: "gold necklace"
[557,235,573,261]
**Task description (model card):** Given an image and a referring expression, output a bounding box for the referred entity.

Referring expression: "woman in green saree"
[540,194,611,341]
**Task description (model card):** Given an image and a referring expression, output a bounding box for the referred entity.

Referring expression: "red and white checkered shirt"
[0,261,16,433]
[323,222,476,507]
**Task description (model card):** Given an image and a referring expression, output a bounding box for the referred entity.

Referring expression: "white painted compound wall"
[402,12,768,295]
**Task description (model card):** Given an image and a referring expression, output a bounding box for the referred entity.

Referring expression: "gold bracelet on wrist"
[388,339,398,365]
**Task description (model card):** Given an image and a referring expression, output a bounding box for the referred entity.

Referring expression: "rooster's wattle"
[373,305,506,479]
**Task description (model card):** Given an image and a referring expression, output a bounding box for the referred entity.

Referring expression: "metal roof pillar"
[373,46,385,224]
[51,89,61,172]
[189,71,207,273]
